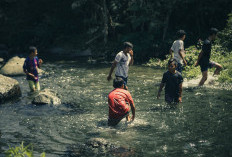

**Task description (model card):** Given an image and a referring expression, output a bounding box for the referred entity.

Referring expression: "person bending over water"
[157,59,183,104]
[108,77,135,126]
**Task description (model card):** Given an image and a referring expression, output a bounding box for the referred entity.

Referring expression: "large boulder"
[0,56,43,76]
[32,89,61,105]
[0,74,21,103]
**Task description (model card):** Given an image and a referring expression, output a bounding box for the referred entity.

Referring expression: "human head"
[209,28,218,40]
[29,46,37,56]
[168,59,177,72]
[123,42,133,53]
[177,30,186,40]
[113,77,124,88]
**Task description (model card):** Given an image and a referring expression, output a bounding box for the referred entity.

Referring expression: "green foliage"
[217,13,232,52]
[0,0,231,59]
[146,44,232,83]
[5,142,45,157]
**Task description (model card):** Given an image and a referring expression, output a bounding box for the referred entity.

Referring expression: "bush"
[5,142,45,157]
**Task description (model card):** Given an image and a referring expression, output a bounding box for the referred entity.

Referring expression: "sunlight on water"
[0,63,231,157]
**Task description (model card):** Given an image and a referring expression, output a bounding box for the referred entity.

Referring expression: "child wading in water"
[157,59,183,104]
[169,30,187,73]
[23,46,43,92]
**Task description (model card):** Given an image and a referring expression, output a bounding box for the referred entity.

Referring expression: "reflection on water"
[0,61,232,157]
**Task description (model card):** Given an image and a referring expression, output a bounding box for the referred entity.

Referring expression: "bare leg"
[213,63,222,75]
[199,71,208,86]
[126,115,131,122]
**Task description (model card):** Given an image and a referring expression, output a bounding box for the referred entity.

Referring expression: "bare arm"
[169,49,173,58]
[107,60,117,81]
[129,50,134,66]
[157,83,165,99]
[178,83,183,102]
[195,50,203,66]
[130,102,136,121]
[178,49,187,65]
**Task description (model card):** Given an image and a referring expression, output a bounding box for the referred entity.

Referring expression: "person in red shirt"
[108,77,136,126]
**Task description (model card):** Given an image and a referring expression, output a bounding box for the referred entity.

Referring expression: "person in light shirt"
[169,30,187,73]
[107,42,134,89]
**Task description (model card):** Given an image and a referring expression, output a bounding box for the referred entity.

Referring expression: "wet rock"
[32,89,61,105]
[0,74,21,103]
[0,56,43,76]
[68,138,135,157]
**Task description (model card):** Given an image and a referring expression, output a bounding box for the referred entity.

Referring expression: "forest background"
[0,0,231,62]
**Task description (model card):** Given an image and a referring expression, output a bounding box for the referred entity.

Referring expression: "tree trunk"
[102,0,108,45]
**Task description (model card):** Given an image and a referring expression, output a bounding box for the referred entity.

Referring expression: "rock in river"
[32,89,61,105]
[0,56,43,76]
[68,138,135,156]
[0,74,21,103]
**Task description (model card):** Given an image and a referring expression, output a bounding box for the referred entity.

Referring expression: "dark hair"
[113,77,124,88]
[29,46,37,54]
[209,28,218,36]
[123,42,133,49]
[177,30,186,38]
[168,59,177,67]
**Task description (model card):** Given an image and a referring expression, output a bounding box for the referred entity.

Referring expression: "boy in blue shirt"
[157,59,183,104]
[23,46,43,92]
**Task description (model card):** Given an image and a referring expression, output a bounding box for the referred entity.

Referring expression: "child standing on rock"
[23,46,43,92]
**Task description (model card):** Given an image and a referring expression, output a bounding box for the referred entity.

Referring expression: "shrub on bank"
[5,142,45,157]
[146,44,232,83]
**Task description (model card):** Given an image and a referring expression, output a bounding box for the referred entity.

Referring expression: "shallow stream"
[0,61,232,156]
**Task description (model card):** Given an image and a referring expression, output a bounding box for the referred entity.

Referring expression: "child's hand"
[39,59,43,64]
[157,93,161,99]
[178,97,182,103]
[129,50,133,57]
[107,75,112,81]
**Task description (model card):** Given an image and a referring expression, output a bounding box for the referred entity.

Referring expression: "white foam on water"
[183,72,219,88]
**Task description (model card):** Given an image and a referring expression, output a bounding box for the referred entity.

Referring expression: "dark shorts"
[176,63,183,73]
[108,112,129,126]
[115,75,128,86]
[200,61,216,72]
[165,94,179,104]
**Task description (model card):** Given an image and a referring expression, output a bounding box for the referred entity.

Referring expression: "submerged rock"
[0,56,43,76]
[32,89,61,105]
[0,74,21,103]
[68,138,135,156]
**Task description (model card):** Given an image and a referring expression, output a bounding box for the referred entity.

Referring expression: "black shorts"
[108,112,129,126]
[165,94,179,104]
[200,61,216,72]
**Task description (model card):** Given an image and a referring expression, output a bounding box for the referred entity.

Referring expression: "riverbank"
[145,44,232,83]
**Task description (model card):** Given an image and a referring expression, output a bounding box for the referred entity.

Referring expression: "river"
[0,61,232,157]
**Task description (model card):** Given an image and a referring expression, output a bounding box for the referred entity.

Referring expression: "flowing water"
[0,61,232,157]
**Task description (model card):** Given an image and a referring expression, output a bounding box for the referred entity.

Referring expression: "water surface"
[0,61,231,157]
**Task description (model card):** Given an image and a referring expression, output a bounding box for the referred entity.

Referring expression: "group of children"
[22,28,222,127]
[107,28,222,126]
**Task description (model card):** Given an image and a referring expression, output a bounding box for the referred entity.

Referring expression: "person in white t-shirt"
[107,42,134,89]
[169,30,187,73]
